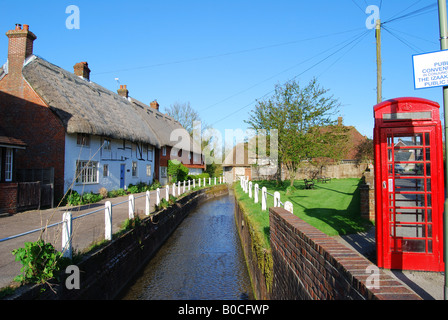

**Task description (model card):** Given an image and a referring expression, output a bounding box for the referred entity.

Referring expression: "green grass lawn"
[234,178,373,249]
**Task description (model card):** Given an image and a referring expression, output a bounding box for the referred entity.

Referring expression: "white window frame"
[77,133,90,147]
[76,160,98,184]
[132,161,138,177]
[103,164,109,177]
[5,148,13,182]
[146,164,152,177]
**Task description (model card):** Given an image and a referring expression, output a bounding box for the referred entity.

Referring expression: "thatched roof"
[21,56,187,148]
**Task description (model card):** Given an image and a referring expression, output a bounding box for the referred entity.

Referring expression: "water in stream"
[120,193,254,300]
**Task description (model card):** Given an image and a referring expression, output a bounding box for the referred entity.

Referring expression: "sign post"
[437,0,448,301]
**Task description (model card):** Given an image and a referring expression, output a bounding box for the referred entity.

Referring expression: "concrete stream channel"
[119,189,253,300]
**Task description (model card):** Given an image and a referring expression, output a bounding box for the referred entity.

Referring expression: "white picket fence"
[61,176,226,258]
[239,176,293,214]
[0,176,226,260]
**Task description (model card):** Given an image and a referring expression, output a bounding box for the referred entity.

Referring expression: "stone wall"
[269,207,421,300]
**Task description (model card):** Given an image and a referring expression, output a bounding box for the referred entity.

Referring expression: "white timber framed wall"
[64,133,155,195]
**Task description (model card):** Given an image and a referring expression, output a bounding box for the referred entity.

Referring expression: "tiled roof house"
[0,24,205,210]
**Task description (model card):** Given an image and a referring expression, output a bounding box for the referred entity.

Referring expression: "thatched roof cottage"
[0,24,204,208]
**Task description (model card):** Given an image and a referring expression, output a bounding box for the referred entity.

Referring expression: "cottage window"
[77,133,90,147]
[132,161,138,177]
[146,164,151,177]
[5,148,13,182]
[103,164,109,177]
[102,138,111,150]
[162,146,166,156]
[147,146,153,161]
[76,160,98,184]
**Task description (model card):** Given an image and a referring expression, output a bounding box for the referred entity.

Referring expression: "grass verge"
[234,178,373,249]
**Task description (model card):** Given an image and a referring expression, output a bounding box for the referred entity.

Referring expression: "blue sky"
[0,0,443,139]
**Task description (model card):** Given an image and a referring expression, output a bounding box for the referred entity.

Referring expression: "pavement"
[337,227,445,300]
[0,189,162,290]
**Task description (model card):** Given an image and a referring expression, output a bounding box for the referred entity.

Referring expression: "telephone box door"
[374,97,444,272]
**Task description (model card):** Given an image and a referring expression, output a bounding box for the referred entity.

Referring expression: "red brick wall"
[269,207,421,300]
[0,183,18,214]
[0,76,66,201]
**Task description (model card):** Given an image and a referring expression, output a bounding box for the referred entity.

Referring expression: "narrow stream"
[120,192,254,300]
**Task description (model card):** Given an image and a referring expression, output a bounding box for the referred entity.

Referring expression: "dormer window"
[77,133,90,147]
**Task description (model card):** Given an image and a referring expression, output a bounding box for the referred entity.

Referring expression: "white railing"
[0,176,226,260]
[239,176,293,214]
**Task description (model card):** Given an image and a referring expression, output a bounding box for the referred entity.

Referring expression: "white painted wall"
[64,133,155,195]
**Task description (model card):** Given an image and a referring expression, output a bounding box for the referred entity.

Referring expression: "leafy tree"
[167,160,189,183]
[246,78,347,187]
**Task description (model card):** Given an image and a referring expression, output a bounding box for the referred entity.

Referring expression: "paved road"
[0,189,161,289]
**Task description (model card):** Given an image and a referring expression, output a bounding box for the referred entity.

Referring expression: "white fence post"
[183,180,186,193]
[214,177,217,185]
[165,185,169,201]
[105,201,112,241]
[209,177,211,185]
[156,188,160,206]
[274,191,280,207]
[145,191,150,216]
[193,179,196,188]
[284,201,293,213]
[249,181,253,198]
[254,184,259,203]
[178,181,181,195]
[129,194,135,219]
[62,212,72,259]
[172,183,176,196]
[262,187,267,211]
[188,180,191,191]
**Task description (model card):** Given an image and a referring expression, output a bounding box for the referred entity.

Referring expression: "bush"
[12,240,71,284]
[99,187,108,198]
[187,173,210,180]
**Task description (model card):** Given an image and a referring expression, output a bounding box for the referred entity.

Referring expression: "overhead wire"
[382,2,438,25]
[209,29,373,126]
[382,25,425,53]
[199,28,367,113]
[93,27,365,76]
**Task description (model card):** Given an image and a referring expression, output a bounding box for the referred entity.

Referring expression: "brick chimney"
[73,62,91,81]
[117,85,129,98]
[150,100,159,110]
[5,24,37,77]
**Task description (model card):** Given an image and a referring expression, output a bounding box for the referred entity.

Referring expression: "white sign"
[413,50,448,89]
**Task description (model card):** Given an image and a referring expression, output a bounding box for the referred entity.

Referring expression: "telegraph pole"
[376,19,382,104]
[437,0,448,301]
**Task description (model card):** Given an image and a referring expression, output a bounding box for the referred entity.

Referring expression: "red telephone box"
[374,97,445,272]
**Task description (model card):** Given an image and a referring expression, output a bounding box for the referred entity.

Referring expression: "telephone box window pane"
[391,224,426,238]
[393,134,423,146]
[425,148,431,161]
[394,148,423,162]
[395,163,424,176]
[395,193,425,207]
[395,208,425,223]
[395,178,425,192]
[425,133,430,146]
[427,209,432,222]
[402,239,426,253]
